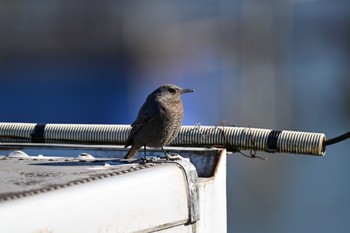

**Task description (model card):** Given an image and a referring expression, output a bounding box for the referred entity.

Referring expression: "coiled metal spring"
[0,122,326,156]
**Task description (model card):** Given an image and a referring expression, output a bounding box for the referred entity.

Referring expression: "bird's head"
[152,84,194,102]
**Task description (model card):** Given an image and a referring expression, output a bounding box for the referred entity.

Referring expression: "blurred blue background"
[1,1,350,232]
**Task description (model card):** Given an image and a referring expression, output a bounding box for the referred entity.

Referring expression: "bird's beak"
[181,89,195,94]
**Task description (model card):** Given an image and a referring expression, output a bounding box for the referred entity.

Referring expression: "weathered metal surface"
[0,144,220,177]
[0,156,155,201]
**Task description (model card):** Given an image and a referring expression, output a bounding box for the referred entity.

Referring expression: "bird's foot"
[139,156,149,164]
[136,154,186,163]
[165,153,184,161]
[138,156,160,164]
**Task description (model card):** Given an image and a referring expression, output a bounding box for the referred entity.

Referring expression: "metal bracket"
[151,157,200,224]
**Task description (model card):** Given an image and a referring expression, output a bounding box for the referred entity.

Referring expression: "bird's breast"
[159,100,183,118]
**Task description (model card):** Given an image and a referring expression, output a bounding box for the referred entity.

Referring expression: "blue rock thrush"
[124,84,194,159]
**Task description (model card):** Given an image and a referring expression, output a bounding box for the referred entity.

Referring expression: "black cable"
[323,131,350,146]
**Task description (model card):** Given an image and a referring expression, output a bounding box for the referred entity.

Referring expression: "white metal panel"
[0,164,190,233]
[196,149,227,233]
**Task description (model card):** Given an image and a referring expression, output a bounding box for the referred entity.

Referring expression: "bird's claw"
[165,153,184,161]
[138,156,160,164]
[136,154,185,163]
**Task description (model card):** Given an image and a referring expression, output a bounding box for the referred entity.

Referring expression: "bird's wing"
[125,99,157,147]
[131,105,153,128]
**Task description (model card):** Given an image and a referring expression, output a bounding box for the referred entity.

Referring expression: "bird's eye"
[168,88,176,94]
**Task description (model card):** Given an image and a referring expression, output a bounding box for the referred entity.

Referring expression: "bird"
[124,84,194,159]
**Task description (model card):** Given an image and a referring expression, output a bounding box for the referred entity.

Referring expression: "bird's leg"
[137,145,148,163]
[161,147,168,156]
[143,145,147,158]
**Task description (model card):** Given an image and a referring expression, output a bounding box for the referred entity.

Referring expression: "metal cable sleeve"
[0,123,326,156]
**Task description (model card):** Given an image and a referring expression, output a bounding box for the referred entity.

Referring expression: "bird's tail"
[124,145,141,159]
